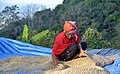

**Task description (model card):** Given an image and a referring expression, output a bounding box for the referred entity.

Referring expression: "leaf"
[22,25,28,42]
[30,30,49,42]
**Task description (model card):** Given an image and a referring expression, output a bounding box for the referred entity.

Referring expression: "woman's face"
[65,30,76,39]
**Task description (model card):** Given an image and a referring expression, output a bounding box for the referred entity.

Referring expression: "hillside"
[0,0,120,48]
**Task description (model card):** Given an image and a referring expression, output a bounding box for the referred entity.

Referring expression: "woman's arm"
[77,43,87,57]
[52,53,58,67]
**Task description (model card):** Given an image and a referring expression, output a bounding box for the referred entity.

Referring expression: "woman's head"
[63,21,78,39]
[63,21,78,32]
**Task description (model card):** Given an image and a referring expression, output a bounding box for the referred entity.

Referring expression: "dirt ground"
[0,56,110,74]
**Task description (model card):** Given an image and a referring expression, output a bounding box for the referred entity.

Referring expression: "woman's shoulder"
[55,32,65,40]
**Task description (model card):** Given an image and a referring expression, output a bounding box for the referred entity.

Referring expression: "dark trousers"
[59,42,87,61]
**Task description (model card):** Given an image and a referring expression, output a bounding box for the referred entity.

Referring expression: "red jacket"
[52,31,80,59]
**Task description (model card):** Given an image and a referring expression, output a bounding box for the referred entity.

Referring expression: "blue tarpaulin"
[104,57,120,74]
[0,37,52,60]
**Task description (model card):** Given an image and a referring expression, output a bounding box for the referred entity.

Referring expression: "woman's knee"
[69,43,77,49]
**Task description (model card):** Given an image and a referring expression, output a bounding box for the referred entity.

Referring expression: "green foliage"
[30,31,59,48]
[82,27,111,48]
[82,27,102,48]
[30,30,49,43]
[22,25,28,42]
[110,36,120,49]
[29,30,38,38]
[0,0,120,48]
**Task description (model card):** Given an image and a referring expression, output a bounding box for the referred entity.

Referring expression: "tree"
[33,9,52,31]
[0,5,20,38]
[20,4,46,18]
[0,0,120,48]
[20,4,46,30]
[0,11,4,30]
[1,5,19,25]
[82,27,102,48]
[82,27,111,48]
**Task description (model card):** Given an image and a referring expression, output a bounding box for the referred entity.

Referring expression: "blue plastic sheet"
[0,37,52,60]
[104,57,120,74]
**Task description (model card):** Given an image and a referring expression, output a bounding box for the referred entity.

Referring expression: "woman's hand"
[78,49,87,57]
[54,63,65,70]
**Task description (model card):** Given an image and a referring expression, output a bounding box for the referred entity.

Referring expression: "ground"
[0,56,110,74]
